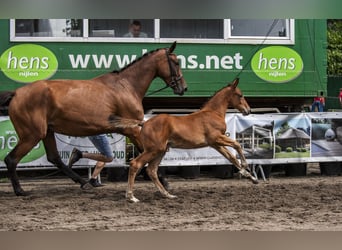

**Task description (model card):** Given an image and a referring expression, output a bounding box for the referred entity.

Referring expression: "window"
[228,19,294,44]
[11,19,294,44]
[88,19,154,38]
[230,19,288,37]
[15,19,83,37]
[160,19,222,39]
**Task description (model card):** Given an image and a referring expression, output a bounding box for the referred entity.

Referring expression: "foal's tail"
[0,91,15,115]
[109,115,144,129]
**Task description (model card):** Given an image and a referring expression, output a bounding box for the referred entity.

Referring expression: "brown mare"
[113,78,258,202]
[0,42,187,196]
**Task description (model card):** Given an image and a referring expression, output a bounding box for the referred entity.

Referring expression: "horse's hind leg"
[5,139,40,196]
[42,129,89,188]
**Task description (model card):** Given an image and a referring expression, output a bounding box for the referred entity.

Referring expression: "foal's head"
[157,41,187,96]
[229,78,251,115]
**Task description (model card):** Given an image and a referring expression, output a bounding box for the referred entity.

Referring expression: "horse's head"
[229,78,251,115]
[158,41,187,96]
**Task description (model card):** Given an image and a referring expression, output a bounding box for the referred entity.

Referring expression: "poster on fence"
[160,112,342,165]
[235,114,275,160]
[311,115,342,158]
[274,114,311,159]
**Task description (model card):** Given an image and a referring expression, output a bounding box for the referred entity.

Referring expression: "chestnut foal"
[114,78,258,203]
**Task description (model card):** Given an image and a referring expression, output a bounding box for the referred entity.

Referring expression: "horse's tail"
[0,91,15,115]
[109,115,144,129]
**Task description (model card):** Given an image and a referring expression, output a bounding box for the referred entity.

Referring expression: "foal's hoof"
[126,191,140,203]
[166,194,177,199]
[126,196,140,203]
[81,182,93,190]
[251,177,259,184]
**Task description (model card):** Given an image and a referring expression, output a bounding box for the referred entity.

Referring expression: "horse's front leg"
[42,130,90,188]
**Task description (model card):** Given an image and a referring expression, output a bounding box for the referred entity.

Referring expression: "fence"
[1,112,342,170]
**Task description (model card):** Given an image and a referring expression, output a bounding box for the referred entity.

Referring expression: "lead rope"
[147,20,280,95]
[146,85,169,96]
[146,48,176,96]
[235,19,279,79]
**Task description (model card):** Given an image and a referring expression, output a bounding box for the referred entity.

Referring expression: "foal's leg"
[215,134,249,169]
[42,129,89,188]
[126,127,144,153]
[127,149,172,202]
[146,155,176,199]
[5,139,39,196]
[126,153,150,203]
[214,145,258,184]
[128,130,170,190]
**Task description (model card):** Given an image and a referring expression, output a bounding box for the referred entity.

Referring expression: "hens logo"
[0,119,45,163]
[251,46,304,83]
[0,44,58,83]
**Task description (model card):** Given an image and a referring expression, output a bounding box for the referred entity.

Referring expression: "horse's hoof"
[14,186,28,196]
[160,178,170,191]
[68,148,82,168]
[15,190,28,196]
[81,182,93,190]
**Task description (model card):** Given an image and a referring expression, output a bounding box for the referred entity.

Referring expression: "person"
[311,91,325,112]
[69,134,170,190]
[123,20,148,38]
[68,134,113,187]
[339,88,342,107]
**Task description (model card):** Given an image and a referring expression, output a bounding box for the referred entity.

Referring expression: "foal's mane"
[111,48,163,74]
[200,84,233,110]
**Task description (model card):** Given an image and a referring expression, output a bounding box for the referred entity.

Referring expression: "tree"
[276,121,290,137]
[327,20,342,76]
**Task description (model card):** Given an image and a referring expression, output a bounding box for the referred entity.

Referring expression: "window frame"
[10,19,295,45]
[226,19,295,45]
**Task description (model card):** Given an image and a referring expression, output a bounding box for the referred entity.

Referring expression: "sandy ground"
[0,165,341,231]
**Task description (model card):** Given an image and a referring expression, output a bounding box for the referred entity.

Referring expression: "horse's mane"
[111,48,163,74]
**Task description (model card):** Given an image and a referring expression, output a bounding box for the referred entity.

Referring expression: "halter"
[146,48,184,96]
[165,48,183,89]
